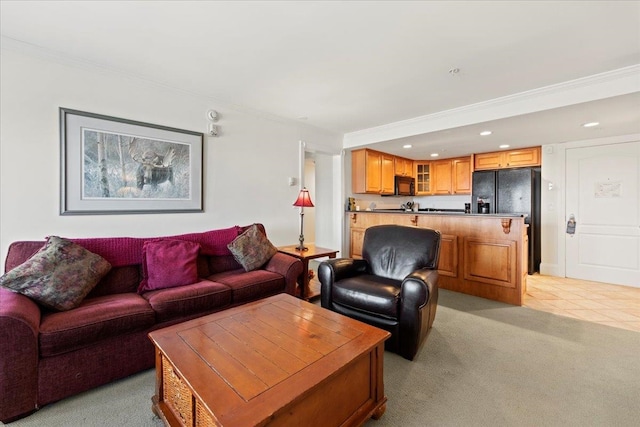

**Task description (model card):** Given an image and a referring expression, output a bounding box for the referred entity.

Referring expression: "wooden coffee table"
[148,294,390,427]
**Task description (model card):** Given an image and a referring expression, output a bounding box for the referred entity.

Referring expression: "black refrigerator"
[472,167,541,274]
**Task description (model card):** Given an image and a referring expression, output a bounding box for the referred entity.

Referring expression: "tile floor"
[525,274,640,332]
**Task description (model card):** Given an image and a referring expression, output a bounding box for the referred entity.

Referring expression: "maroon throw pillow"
[138,239,200,293]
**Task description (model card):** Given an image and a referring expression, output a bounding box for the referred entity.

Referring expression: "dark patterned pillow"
[0,236,112,311]
[227,224,277,271]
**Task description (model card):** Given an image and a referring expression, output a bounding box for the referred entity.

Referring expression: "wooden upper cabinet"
[394,157,414,177]
[504,147,541,168]
[405,158,414,178]
[431,159,453,195]
[474,147,541,170]
[415,161,431,195]
[452,157,471,194]
[381,153,395,195]
[352,149,394,195]
[430,156,472,195]
[473,152,503,170]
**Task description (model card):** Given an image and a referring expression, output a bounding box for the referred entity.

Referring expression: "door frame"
[300,140,343,252]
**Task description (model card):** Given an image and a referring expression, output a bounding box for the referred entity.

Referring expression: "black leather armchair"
[319,225,440,360]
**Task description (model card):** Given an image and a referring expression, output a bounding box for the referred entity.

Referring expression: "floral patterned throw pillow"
[0,236,112,311]
[227,224,277,272]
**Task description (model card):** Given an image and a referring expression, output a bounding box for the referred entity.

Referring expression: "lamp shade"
[292,188,314,208]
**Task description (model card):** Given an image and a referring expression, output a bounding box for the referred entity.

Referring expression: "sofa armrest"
[0,288,41,422]
[264,252,303,296]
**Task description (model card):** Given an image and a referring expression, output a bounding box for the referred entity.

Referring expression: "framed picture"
[60,108,203,215]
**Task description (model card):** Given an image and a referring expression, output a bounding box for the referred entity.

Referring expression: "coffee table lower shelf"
[149,294,390,427]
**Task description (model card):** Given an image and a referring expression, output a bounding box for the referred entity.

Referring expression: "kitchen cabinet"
[394,156,414,177]
[452,157,471,194]
[381,153,395,194]
[431,156,472,195]
[352,149,395,195]
[474,146,541,170]
[431,160,453,195]
[349,212,384,258]
[414,162,431,195]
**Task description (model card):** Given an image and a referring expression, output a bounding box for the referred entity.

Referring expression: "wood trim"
[437,234,458,278]
[463,237,517,288]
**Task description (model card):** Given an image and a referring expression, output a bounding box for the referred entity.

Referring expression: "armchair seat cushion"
[332,275,401,320]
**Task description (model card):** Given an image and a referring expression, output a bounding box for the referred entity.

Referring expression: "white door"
[566,141,640,287]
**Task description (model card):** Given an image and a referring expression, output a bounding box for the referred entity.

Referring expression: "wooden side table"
[277,244,339,301]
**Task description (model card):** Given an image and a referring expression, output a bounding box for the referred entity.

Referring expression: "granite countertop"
[346,209,527,218]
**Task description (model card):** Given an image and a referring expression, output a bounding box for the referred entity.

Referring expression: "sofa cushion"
[138,239,200,293]
[87,265,141,297]
[227,224,277,272]
[209,269,284,304]
[0,236,112,311]
[141,279,232,323]
[39,293,155,357]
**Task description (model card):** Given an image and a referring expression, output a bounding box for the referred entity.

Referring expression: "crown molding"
[343,64,640,147]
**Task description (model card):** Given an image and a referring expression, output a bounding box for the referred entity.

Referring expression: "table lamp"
[292,187,314,251]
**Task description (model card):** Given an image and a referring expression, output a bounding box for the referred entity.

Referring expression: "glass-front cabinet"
[415,161,431,195]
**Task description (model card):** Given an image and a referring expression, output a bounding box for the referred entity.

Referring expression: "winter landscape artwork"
[60,108,203,214]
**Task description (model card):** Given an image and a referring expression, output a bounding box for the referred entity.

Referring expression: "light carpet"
[5,290,640,427]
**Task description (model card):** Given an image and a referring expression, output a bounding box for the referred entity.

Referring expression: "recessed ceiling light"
[582,122,600,128]
[480,130,492,136]
[403,144,412,149]
[430,153,439,157]
[499,144,510,149]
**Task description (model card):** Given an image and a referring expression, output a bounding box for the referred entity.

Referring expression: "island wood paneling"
[463,237,517,288]
[346,212,528,305]
[437,234,458,278]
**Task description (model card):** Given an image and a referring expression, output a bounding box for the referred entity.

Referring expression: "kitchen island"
[347,210,528,305]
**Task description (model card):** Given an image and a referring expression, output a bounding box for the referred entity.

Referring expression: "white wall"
[0,46,342,262]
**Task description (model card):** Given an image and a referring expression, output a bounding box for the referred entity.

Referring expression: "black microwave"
[394,175,415,196]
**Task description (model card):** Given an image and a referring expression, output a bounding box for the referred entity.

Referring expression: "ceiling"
[1,1,639,159]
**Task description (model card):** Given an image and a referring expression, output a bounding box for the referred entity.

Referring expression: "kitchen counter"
[346,210,529,305]
[349,209,527,218]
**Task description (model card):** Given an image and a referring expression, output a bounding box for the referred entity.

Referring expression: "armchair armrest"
[398,268,439,360]
[264,252,303,296]
[0,288,41,422]
[402,268,439,308]
[318,258,368,308]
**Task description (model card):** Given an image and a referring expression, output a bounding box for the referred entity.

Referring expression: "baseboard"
[539,263,563,277]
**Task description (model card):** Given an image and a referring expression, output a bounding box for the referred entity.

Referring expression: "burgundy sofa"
[0,224,303,423]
